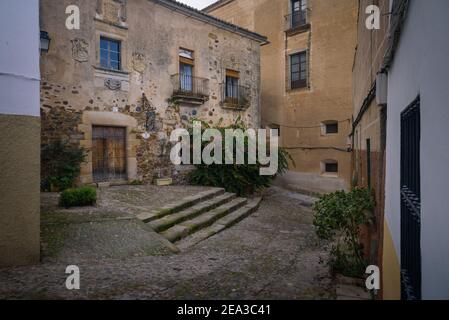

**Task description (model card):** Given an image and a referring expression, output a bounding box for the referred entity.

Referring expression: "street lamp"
[40,31,51,53]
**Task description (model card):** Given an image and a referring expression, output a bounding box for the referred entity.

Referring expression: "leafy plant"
[313,188,375,277]
[187,118,293,196]
[41,140,87,192]
[59,187,97,208]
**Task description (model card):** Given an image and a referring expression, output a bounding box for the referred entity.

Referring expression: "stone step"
[136,188,225,223]
[148,192,236,232]
[176,198,262,250]
[161,197,248,243]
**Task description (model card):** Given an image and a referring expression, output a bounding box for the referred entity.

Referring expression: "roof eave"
[150,0,268,44]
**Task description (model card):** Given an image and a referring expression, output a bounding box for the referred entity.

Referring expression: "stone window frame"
[94,28,129,75]
[320,159,339,178]
[321,120,339,136]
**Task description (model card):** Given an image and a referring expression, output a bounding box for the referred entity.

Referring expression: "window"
[290,51,307,89]
[179,48,194,60]
[325,122,339,134]
[325,162,338,173]
[366,138,371,189]
[291,0,307,27]
[179,48,194,92]
[225,69,239,99]
[100,37,121,70]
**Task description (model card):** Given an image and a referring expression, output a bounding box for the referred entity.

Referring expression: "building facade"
[351,0,390,298]
[0,0,41,267]
[383,0,449,300]
[353,0,449,299]
[40,0,266,186]
[205,0,358,194]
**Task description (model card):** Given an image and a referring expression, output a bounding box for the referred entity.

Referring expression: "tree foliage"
[41,140,87,192]
[187,118,293,196]
[313,188,375,277]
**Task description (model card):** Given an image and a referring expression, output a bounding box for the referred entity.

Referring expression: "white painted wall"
[0,0,40,117]
[385,0,449,299]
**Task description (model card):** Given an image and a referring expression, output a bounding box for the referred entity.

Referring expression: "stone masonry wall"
[39,0,263,184]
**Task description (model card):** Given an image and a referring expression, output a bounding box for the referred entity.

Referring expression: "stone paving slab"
[148,193,236,232]
[336,284,371,300]
[137,188,225,222]
[176,198,262,250]
[1,187,335,300]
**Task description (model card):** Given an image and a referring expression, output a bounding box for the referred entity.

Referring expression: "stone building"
[0,0,41,267]
[204,0,357,194]
[351,0,390,299]
[39,0,266,185]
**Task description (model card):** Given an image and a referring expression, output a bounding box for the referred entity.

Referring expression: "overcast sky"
[177,0,217,10]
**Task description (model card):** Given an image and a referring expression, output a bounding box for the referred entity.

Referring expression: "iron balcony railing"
[171,74,209,98]
[221,83,251,108]
[285,11,308,31]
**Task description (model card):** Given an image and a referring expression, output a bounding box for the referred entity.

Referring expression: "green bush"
[312,188,375,277]
[187,118,293,196]
[59,187,97,208]
[41,140,87,192]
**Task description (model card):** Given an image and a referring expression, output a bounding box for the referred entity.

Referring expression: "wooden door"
[92,126,127,182]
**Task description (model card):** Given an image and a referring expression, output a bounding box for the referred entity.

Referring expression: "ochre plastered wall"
[351,0,391,298]
[382,220,401,300]
[207,0,357,194]
[0,115,40,267]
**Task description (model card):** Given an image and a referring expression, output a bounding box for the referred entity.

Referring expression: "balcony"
[220,83,251,110]
[171,74,209,105]
[285,11,310,35]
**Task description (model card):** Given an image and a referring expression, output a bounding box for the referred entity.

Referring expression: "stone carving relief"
[104,78,122,90]
[132,52,146,73]
[71,38,89,62]
[96,0,127,25]
[96,0,103,16]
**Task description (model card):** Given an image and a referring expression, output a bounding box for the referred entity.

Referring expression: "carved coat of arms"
[71,38,89,62]
[104,78,122,91]
[132,52,146,73]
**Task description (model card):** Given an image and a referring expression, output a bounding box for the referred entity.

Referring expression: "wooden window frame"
[225,69,240,99]
[290,51,308,89]
[100,37,121,71]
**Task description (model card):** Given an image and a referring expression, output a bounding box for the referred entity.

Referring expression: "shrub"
[41,140,87,192]
[312,188,375,277]
[59,187,97,208]
[187,118,293,196]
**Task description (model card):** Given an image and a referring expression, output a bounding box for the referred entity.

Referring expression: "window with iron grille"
[225,69,240,99]
[400,96,421,300]
[290,51,307,89]
[100,37,121,70]
[179,48,194,92]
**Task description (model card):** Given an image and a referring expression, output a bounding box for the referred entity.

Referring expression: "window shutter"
[179,56,194,66]
[226,69,240,78]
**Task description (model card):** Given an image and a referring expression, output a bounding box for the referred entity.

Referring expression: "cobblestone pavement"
[0,186,335,300]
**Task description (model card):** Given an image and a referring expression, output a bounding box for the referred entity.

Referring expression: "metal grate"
[400,96,421,300]
[92,126,127,182]
[171,74,209,98]
[221,83,251,108]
